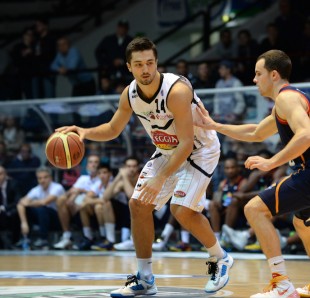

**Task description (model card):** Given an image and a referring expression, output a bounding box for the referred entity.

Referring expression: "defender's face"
[253,59,273,97]
[127,50,157,85]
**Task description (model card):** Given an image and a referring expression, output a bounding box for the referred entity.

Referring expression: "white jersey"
[128,73,220,156]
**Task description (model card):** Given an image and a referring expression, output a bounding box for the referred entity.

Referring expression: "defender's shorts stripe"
[275,175,290,213]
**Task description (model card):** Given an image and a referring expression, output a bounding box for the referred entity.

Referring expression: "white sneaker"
[110,273,157,297]
[53,237,72,250]
[296,284,310,298]
[205,252,234,293]
[222,224,249,251]
[113,239,135,251]
[152,237,166,251]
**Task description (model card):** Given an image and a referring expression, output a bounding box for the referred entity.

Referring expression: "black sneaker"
[73,236,93,251]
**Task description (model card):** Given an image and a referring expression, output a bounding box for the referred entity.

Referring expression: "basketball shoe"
[297,284,310,297]
[205,252,234,293]
[250,274,300,298]
[110,273,157,297]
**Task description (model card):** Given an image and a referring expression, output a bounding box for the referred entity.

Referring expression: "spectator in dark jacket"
[8,143,41,196]
[95,20,133,82]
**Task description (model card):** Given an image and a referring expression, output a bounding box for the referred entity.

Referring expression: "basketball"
[45,132,85,169]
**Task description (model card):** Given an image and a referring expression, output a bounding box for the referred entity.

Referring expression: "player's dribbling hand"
[55,125,86,142]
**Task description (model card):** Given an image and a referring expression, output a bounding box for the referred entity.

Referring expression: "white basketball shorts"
[132,147,220,212]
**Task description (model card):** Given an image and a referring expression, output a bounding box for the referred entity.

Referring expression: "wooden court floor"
[0,251,308,297]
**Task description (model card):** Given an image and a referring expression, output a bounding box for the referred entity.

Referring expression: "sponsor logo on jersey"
[151,131,179,150]
[174,190,186,197]
[155,114,173,120]
[142,111,156,119]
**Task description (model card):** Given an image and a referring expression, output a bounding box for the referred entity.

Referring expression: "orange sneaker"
[297,284,310,298]
[250,274,300,298]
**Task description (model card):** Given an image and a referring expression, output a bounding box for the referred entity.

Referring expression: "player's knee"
[244,200,256,221]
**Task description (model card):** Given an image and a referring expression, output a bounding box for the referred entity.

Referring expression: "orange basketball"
[45,132,85,169]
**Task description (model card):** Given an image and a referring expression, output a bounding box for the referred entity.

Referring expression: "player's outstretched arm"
[195,103,277,142]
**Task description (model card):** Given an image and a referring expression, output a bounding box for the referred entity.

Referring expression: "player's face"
[127,50,157,85]
[253,59,273,97]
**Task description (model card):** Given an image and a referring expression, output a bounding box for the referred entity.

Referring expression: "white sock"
[121,227,131,242]
[181,230,190,243]
[137,258,153,281]
[268,256,287,277]
[206,239,225,259]
[99,226,106,238]
[105,223,116,243]
[83,227,93,240]
[63,231,71,239]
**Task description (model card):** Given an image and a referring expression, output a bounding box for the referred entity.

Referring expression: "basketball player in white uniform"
[57,37,233,297]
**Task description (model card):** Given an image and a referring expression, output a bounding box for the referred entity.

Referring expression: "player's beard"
[139,72,155,85]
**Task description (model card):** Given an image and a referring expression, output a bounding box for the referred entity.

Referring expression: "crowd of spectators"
[1,0,310,100]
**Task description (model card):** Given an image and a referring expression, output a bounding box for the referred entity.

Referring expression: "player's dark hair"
[125,37,157,63]
[257,50,292,80]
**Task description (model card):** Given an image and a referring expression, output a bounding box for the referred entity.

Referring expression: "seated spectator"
[213,60,245,124]
[8,143,41,196]
[192,62,215,89]
[96,74,115,95]
[213,28,236,60]
[208,157,247,247]
[1,116,25,155]
[101,156,140,251]
[76,163,113,250]
[0,166,21,248]
[10,28,36,99]
[95,20,133,82]
[53,154,100,250]
[175,59,197,86]
[0,141,12,167]
[15,167,65,249]
[259,23,284,55]
[51,36,96,97]
[192,62,215,113]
